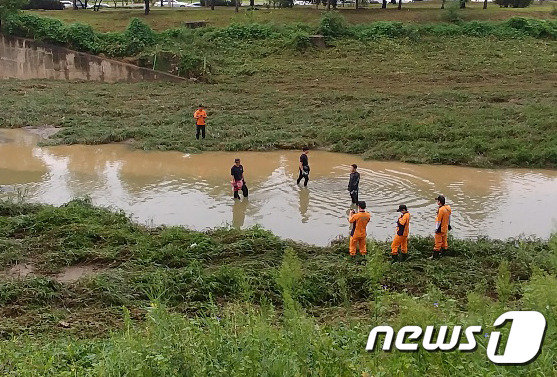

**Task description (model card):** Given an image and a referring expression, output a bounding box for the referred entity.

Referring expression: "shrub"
[65,22,100,52]
[178,51,210,79]
[123,18,156,55]
[4,13,66,43]
[318,11,350,38]
[353,21,406,39]
[505,17,557,38]
[444,0,463,24]
[288,31,311,51]
[213,23,276,40]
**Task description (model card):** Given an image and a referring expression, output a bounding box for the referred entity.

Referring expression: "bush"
[178,51,210,79]
[504,17,557,38]
[444,0,463,24]
[4,13,66,43]
[65,22,100,52]
[494,0,532,7]
[21,0,63,10]
[288,31,311,51]
[213,23,276,40]
[353,21,406,39]
[123,18,157,55]
[318,12,350,38]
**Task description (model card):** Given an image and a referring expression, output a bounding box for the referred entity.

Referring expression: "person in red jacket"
[391,204,410,263]
[431,195,452,259]
[348,201,371,256]
[193,105,207,140]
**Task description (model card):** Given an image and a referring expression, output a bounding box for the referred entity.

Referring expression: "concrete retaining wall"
[0,34,185,83]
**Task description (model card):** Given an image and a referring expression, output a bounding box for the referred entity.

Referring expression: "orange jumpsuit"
[391,212,410,255]
[434,205,452,251]
[349,211,371,256]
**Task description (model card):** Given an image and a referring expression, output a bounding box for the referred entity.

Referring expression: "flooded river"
[1,128,556,245]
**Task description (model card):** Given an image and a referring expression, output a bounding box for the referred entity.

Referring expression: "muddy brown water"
[1,128,556,246]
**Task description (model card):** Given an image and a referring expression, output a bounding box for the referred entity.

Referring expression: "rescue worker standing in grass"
[193,104,207,140]
[431,195,452,259]
[348,164,360,204]
[348,201,370,257]
[391,204,410,263]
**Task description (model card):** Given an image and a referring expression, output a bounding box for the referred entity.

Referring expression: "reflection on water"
[1,128,556,246]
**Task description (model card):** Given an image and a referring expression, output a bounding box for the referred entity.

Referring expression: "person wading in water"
[231,158,248,200]
[348,164,360,205]
[296,147,310,187]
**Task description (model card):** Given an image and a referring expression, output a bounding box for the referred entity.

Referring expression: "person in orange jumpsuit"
[432,195,452,259]
[348,201,371,256]
[391,204,410,263]
[193,105,207,140]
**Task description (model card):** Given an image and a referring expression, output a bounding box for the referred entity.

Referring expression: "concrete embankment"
[0,34,185,83]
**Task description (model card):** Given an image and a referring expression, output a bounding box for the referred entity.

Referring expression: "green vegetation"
[0,199,555,375]
[26,2,557,32]
[1,13,556,167]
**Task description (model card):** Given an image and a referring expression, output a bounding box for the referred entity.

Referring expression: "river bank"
[0,199,555,375]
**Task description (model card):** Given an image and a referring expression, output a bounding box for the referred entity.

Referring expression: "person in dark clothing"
[296,147,310,186]
[348,164,360,204]
[231,158,248,200]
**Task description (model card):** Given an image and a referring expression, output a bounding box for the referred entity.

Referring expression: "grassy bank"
[28,2,557,32]
[1,14,556,167]
[0,199,556,375]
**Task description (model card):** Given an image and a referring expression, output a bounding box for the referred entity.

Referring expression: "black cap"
[436,195,446,205]
[397,204,407,212]
[234,158,240,162]
[357,201,366,209]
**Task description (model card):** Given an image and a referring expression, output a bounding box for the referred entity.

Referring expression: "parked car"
[154,0,192,7]
[60,0,74,7]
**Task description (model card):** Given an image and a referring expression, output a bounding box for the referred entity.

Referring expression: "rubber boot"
[428,250,439,260]
[234,191,240,200]
[391,254,399,263]
[401,253,408,262]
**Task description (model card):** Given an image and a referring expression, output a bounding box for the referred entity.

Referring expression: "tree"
[0,0,25,30]
[397,0,401,10]
[381,0,386,8]
[459,0,465,8]
[211,0,214,9]
[144,0,149,14]
[234,0,238,11]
